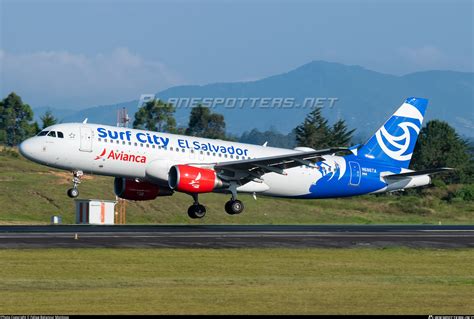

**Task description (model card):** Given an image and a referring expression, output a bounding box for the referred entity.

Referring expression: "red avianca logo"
[94,148,147,163]
[94,148,107,160]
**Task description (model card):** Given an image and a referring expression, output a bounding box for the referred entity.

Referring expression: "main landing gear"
[187,194,207,219]
[67,170,83,198]
[225,199,244,215]
[225,185,244,215]
[186,191,245,219]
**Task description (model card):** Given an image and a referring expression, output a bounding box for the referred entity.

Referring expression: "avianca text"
[106,150,146,163]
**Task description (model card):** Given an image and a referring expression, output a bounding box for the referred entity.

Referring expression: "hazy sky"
[1,0,472,108]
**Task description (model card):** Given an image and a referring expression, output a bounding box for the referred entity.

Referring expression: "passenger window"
[57,132,64,138]
[47,131,56,137]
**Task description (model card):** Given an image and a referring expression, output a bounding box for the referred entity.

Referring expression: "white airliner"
[19,97,450,218]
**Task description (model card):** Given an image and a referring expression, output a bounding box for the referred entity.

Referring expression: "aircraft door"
[349,161,361,186]
[79,127,93,152]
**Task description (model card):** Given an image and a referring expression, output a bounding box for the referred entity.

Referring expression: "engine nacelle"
[114,177,173,201]
[168,165,228,193]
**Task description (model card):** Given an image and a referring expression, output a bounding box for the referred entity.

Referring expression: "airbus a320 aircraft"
[19,97,450,218]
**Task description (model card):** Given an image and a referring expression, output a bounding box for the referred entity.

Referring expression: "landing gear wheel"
[225,199,244,215]
[67,170,83,198]
[188,204,206,219]
[67,188,79,198]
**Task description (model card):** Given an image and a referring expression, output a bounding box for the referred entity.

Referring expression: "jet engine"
[114,177,173,200]
[168,165,228,193]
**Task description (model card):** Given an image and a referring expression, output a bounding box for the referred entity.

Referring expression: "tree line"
[0,92,58,146]
[133,99,228,140]
[1,92,472,184]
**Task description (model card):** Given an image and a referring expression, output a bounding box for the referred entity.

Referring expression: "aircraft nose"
[19,138,36,160]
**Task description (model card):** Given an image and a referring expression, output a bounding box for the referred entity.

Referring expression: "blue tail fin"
[357,97,428,168]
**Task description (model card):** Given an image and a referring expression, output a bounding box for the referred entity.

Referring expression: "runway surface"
[0,224,473,248]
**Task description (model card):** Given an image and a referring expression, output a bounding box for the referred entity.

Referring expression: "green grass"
[1,148,473,224]
[0,248,472,314]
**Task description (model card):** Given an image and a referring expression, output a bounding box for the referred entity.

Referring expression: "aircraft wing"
[383,167,453,181]
[213,147,350,181]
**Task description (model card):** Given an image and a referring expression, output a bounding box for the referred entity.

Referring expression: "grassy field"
[0,248,472,314]
[1,148,473,224]
[1,149,472,315]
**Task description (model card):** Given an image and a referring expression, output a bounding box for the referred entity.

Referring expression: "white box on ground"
[51,215,62,224]
[75,199,116,225]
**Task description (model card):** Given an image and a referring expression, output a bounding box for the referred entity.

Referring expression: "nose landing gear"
[67,170,83,198]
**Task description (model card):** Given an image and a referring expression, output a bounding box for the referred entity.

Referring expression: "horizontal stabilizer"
[384,167,453,181]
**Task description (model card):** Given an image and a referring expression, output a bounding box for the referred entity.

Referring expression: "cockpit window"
[38,130,63,138]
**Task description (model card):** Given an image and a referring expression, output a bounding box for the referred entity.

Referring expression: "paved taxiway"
[0,225,472,248]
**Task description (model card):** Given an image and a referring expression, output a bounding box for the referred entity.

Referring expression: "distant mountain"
[33,100,137,128]
[33,61,474,139]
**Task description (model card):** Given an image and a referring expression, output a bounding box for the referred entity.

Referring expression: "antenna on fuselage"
[117,107,130,128]
[115,107,130,224]
[82,118,88,124]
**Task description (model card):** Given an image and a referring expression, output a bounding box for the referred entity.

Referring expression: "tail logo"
[374,102,423,162]
[375,122,419,161]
